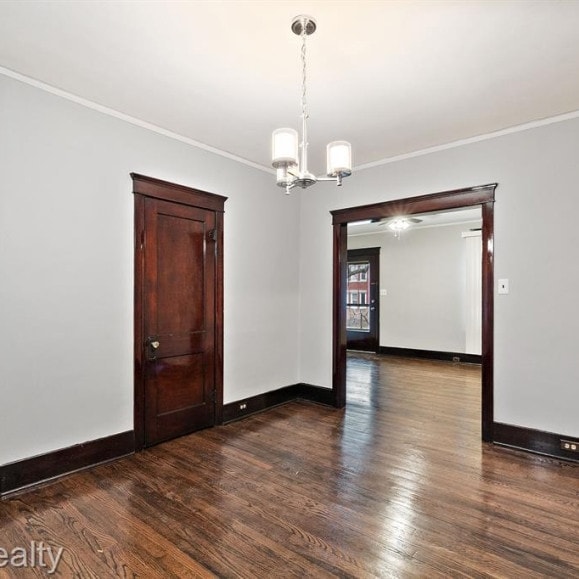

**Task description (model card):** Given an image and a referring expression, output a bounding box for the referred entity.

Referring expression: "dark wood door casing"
[133,174,226,450]
[331,184,496,442]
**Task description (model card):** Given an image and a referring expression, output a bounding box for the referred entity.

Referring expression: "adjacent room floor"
[1,353,578,577]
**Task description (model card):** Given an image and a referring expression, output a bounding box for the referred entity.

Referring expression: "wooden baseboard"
[378,346,482,365]
[493,422,579,463]
[297,383,334,405]
[223,385,299,423]
[1,383,335,495]
[223,383,334,423]
[0,431,135,498]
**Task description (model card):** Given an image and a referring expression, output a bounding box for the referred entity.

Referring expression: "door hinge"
[139,230,145,250]
[208,228,218,242]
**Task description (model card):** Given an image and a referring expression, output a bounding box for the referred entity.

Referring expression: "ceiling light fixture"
[388,218,410,239]
[272,15,352,194]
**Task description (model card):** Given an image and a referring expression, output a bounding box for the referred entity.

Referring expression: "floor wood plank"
[1,353,577,577]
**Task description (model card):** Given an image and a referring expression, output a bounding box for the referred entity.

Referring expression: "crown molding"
[0,66,274,175]
[354,110,579,171]
[3,65,578,177]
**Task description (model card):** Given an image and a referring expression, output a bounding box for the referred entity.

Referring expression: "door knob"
[146,337,160,361]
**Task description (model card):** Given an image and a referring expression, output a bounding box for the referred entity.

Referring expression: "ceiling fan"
[374,216,423,226]
[375,216,423,238]
[375,216,424,229]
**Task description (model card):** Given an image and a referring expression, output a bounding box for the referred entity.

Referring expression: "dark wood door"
[346,248,380,352]
[143,197,217,445]
[131,177,227,451]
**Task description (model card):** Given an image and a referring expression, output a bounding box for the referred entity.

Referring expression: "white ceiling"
[1,1,579,174]
[348,207,482,235]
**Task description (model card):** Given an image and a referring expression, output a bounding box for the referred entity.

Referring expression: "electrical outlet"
[239,403,247,410]
[561,439,578,452]
[452,356,460,363]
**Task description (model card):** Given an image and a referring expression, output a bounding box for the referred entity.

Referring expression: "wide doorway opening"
[331,185,496,441]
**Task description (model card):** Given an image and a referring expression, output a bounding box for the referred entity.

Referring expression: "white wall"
[2,72,578,465]
[298,117,579,438]
[348,222,480,352]
[0,75,300,465]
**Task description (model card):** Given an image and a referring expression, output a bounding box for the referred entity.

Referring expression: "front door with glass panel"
[346,248,380,352]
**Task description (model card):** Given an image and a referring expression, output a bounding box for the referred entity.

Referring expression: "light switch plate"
[498,279,509,294]
[380,289,387,296]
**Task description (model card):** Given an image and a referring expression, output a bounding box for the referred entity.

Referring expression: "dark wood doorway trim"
[132,173,227,450]
[331,184,497,442]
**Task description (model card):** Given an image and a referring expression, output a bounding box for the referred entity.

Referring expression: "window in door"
[347,262,371,331]
[346,248,380,352]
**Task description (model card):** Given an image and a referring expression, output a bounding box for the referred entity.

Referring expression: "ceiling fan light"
[272,128,298,168]
[389,218,410,232]
[327,141,352,177]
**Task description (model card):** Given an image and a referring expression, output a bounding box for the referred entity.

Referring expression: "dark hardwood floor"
[1,353,578,577]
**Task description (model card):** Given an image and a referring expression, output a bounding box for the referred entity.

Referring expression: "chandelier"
[272,15,352,194]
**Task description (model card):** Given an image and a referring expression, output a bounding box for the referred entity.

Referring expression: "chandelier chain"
[301,27,308,119]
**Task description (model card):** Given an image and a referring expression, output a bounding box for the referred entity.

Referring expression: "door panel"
[156,213,205,334]
[346,248,380,352]
[154,355,205,414]
[143,197,216,446]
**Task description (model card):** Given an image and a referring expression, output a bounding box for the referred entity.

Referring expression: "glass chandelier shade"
[272,128,298,168]
[327,141,352,177]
